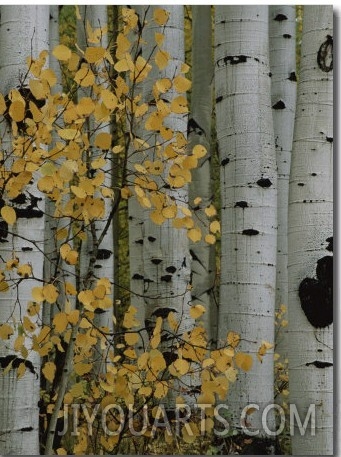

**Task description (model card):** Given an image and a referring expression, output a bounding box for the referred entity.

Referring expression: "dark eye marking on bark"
[305,361,333,368]
[220,158,229,166]
[0,355,37,377]
[257,178,272,188]
[0,220,8,242]
[299,254,333,328]
[326,236,333,252]
[283,33,292,39]
[152,307,177,318]
[132,273,144,280]
[288,71,297,81]
[161,274,172,282]
[187,118,205,137]
[242,229,259,236]
[274,13,288,21]
[166,266,177,274]
[234,201,248,208]
[272,100,286,110]
[96,249,112,260]
[22,246,33,251]
[151,258,162,265]
[148,236,156,242]
[326,136,333,143]
[317,35,333,72]
[216,95,223,103]
[216,55,247,67]
[135,239,143,245]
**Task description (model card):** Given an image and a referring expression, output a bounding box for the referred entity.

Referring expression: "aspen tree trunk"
[269,6,296,357]
[0,6,49,454]
[288,6,333,455]
[132,6,194,404]
[215,6,277,435]
[127,5,148,352]
[142,4,192,339]
[43,5,65,327]
[188,5,216,344]
[77,5,114,372]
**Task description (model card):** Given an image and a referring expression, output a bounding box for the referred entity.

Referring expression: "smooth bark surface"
[215,5,277,434]
[288,6,333,455]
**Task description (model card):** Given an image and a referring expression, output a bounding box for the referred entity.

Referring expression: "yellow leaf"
[181,62,190,74]
[189,304,206,319]
[210,220,221,234]
[124,332,139,346]
[17,264,32,278]
[74,66,95,87]
[170,358,190,377]
[155,49,170,70]
[150,210,165,225]
[17,362,26,379]
[0,280,9,292]
[225,366,238,382]
[154,381,168,399]
[23,316,36,332]
[27,302,40,317]
[53,313,68,333]
[101,89,118,110]
[29,79,47,100]
[153,8,169,26]
[155,32,165,46]
[123,306,140,329]
[58,128,80,140]
[138,385,152,397]
[182,422,199,444]
[192,144,207,159]
[187,227,202,243]
[116,33,131,59]
[235,352,253,372]
[155,78,172,94]
[173,75,191,93]
[60,243,71,260]
[227,331,240,348]
[170,95,188,114]
[66,309,79,326]
[53,44,72,61]
[94,132,112,150]
[162,205,177,219]
[0,93,6,115]
[32,287,45,302]
[71,185,86,199]
[78,290,94,307]
[65,282,77,296]
[1,206,16,225]
[43,361,56,383]
[75,362,92,376]
[9,100,25,122]
[84,46,106,63]
[0,323,14,340]
[40,68,57,87]
[43,284,59,304]
[205,205,217,217]
[205,234,216,245]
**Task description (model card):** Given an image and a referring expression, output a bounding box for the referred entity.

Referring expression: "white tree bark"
[188,6,216,344]
[77,5,114,373]
[140,5,192,341]
[127,6,148,353]
[215,6,277,434]
[288,6,333,455]
[0,5,49,454]
[269,6,296,357]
